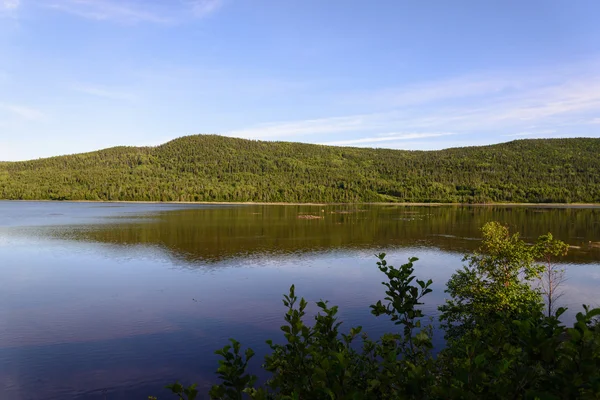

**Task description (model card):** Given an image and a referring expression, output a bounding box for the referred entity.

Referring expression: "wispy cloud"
[73,84,138,101]
[44,0,225,23]
[351,59,600,110]
[1,0,19,17]
[45,0,170,23]
[504,130,557,138]
[223,61,600,149]
[189,0,224,18]
[356,74,524,108]
[225,113,455,147]
[224,114,378,139]
[0,103,44,120]
[321,132,455,147]
[2,0,19,10]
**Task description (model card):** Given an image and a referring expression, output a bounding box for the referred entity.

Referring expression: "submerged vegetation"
[1,135,600,203]
[159,222,600,399]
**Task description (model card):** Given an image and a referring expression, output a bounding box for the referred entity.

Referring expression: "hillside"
[1,135,599,203]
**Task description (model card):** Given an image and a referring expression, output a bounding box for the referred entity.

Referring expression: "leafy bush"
[159,222,600,399]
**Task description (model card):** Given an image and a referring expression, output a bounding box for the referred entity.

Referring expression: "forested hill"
[1,135,599,203]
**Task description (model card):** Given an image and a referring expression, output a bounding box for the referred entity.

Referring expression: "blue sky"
[1,0,599,161]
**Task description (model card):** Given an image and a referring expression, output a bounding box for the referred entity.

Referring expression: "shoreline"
[2,199,600,207]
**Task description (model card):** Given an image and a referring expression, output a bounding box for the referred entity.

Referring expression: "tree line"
[1,135,599,203]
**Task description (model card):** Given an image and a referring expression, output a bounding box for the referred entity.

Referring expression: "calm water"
[1,201,599,399]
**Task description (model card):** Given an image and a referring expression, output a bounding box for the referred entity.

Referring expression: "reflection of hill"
[42,206,600,263]
[50,205,600,265]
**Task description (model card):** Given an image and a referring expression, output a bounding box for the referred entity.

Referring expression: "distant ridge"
[1,135,599,203]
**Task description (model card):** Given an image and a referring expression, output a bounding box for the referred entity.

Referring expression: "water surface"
[1,201,599,399]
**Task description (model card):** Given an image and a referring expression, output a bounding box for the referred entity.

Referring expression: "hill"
[1,135,599,203]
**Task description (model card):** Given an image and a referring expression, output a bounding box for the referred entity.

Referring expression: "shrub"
[160,222,600,400]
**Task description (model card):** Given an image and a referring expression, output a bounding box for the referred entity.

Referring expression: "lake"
[1,201,599,399]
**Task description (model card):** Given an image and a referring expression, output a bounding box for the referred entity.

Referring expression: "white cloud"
[2,0,19,10]
[0,103,44,120]
[224,114,380,139]
[45,0,170,23]
[44,0,225,23]
[504,130,557,137]
[189,0,223,18]
[221,62,600,149]
[484,80,600,124]
[321,132,454,147]
[351,59,600,110]
[358,74,523,108]
[73,84,137,101]
[364,74,600,134]
[1,0,19,18]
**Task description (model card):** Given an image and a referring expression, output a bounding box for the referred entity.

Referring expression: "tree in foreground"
[158,222,600,400]
[535,233,569,317]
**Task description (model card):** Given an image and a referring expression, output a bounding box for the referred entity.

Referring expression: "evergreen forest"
[1,135,599,203]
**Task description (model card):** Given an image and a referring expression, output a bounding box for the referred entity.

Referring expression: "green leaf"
[165,382,183,393]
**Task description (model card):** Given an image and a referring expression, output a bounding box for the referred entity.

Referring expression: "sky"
[1,0,599,161]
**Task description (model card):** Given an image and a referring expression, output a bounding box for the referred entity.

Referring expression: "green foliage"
[534,233,570,262]
[203,257,436,400]
[157,222,599,400]
[1,135,600,203]
[439,222,545,341]
[208,339,257,400]
[435,305,600,399]
[534,233,570,317]
[370,254,433,361]
[164,382,198,400]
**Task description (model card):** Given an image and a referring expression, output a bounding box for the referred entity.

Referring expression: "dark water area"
[0,201,599,399]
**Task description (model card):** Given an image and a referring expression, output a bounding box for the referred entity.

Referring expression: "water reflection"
[36,204,600,264]
[0,202,599,399]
